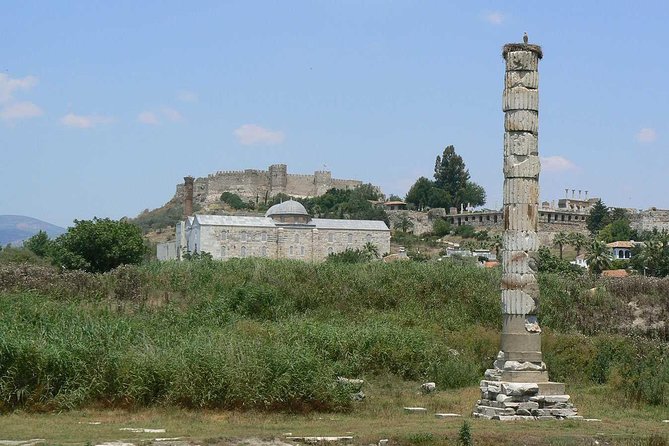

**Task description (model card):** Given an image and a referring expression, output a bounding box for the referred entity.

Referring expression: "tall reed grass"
[0,260,667,411]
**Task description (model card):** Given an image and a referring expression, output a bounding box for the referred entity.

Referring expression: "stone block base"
[473,374,579,420]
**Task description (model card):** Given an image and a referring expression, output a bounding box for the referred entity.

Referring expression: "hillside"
[0,215,66,246]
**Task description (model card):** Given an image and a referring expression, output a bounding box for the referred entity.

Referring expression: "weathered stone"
[501,333,542,352]
[530,395,571,404]
[501,273,539,293]
[434,413,461,418]
[524,316,542,333]
[286,437,353,443]
[503,87,539,111]
[504,154,540,178]
[505,71,539,89]
[503,360,545,371]
[351,391,365,401]
[501,250,533,274]
[496,393,514,402]
[501,383,539,396]
[485,368,502,381]
[503,178,539,204]
[537,382,565,395]
[502,231,539,251]
[503,204,538,231]
[548,408,577,417]
[516,409,532,416]
[403,407,428,414]
[501,290,537,315]
[378,439,389,446]
[501,370,549,382]
[505,51,539,71]
[504,110,538,133]
[420,382,436,393]
[496,415,520,421]
[518,401,540,411]
[566,415,584,420]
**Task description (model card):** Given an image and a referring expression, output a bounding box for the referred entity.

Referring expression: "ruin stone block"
[501,333,542,353]
[505,51,539,71]
[503,87,539,111]
[504,132,539,157]
[503,154,540,178]
[501,290,537,315]
[503,204,538,231]
[503,178,539,206]
[503,231,539,251]
[504,110,538,133]
[505,71,539,89]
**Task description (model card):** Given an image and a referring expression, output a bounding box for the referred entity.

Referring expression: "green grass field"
[0,259,667,444]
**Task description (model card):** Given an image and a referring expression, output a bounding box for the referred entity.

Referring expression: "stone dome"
[265,199,309,218]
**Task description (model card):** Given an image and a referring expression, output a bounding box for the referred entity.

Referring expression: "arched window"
[348,233,353,243]
[301,246,305,256]
[221,246,226,257]
[328,247,334,255]
[241,246,247,257]
[289,246,294,255]
[295,233,299,243]
[261,246,267,257]
[366,234,372,242]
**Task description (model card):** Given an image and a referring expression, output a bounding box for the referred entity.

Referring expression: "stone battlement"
[174,164,369,206]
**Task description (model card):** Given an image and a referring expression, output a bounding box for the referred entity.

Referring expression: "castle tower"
[314,170,333,196]
[269,164,288,195]
[473,39,579,420]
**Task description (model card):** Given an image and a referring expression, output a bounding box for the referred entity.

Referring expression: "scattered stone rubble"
[336,377,365,401]
[420,382,436,393]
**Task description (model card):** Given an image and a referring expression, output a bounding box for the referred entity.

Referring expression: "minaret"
[473,38,579,420]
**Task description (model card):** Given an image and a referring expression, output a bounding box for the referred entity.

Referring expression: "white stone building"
[157,200,390,262]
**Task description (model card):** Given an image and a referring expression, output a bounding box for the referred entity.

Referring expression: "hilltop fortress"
[174,164,366,207]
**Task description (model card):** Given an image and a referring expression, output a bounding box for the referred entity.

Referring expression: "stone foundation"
[473,351,579,420]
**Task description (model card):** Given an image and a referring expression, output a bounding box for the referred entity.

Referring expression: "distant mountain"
[0,215,66,246]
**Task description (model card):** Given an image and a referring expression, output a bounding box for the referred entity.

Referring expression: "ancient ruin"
[473,39,580,420]
[173,164,368,207]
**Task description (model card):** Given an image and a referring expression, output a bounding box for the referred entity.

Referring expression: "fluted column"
[473,40,579,420]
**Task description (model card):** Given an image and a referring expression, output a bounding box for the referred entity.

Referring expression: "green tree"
[405,177,450,210]
[598,219,634,243]
[586,200,610,235]
[23,230,52,257]
[553,231,569,259]
[434,145,470,199]
[433,145,485,210]
[220,192,247,209]
[51,218,146,273]
[586,239,612,275]
[432,218,451,237]
[568,232,589,257]
[394,213,414,233]
[630,230,669,277]
[456,181,486,210]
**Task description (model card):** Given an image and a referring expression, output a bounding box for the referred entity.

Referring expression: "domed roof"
[264,199,309,217]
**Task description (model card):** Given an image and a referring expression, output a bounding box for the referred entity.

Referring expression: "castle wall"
[630,209,669,233]
[174,165,369,205]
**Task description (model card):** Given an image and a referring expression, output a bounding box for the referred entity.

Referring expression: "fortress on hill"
[174,164,365,206]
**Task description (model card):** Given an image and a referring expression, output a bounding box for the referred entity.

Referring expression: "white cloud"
[483,11,505,25]
[138,111,160,125]
[0,73,38,103]
[60,113,114,128]
[541,155,578,172]
[0,101,43,121]
[161,107,183,122]
[636,127,657,143]
[177,90,198,102]
[0,74,42,122]
[137,108,183,125]
[234,124,285,146]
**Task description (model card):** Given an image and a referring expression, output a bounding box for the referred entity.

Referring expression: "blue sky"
[2,1,668,228]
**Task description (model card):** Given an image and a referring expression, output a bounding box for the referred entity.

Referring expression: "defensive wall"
[174,164,364,205]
